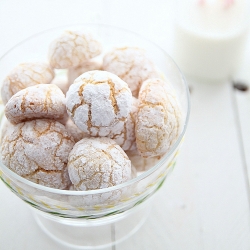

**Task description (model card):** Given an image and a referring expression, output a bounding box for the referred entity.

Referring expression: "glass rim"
[0,23,190,196]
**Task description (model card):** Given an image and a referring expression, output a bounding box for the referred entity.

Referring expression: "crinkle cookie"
[1,62,54,104]
[68,137,131,191]
[1,119,75,189]
[48,30,102,69]
[66,70,132,137]
[102,46,159,97]
[135,78,182,157]
[109,97,138,151]
[5,84,66,124]
[68,58,102,85]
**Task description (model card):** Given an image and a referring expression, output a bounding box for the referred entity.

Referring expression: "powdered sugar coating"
[5,84,66,124]
[68,58,102,85]
[66,70,132,137]
[48,30,102,69]
[1,119,75,189]
[1,62,54,105]
[109,97,138,151]
[68,137,131,191]
[135,78,182,157]
[103,46,159,97]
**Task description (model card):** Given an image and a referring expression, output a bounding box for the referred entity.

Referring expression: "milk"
[173,0,249,81]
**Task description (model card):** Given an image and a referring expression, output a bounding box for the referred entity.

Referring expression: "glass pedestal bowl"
[0,24,190,249]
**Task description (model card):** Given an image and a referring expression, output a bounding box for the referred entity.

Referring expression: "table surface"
[1,1,250,249]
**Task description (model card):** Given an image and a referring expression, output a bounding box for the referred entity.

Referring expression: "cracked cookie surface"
[135,78,182,157]
[48,30,102,69]
[109,97,138,151]
[103,46,159,97]
[68,137,131,191]
[1,62,54,104]
[5,84,66,124]
[66,70,132,137]
[1,119,75,189]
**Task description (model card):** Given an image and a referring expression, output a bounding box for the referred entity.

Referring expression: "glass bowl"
[0,23,190,249]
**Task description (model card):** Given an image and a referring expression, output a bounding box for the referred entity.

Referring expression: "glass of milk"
[173,0,249,82]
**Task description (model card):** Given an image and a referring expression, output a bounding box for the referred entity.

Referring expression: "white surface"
[1,0,250,249]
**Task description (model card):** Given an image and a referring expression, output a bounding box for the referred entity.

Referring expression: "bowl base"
[33,201,152,249]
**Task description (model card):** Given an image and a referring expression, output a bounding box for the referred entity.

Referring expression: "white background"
[1,1,250,249]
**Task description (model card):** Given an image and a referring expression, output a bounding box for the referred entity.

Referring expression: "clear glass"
[173,0,250,81]
[0,24,190,249]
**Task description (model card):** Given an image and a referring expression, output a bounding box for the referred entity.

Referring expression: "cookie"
[48,30,102,69]
[1,119,75,189]
[1,62,54,104]
[109,97,138,151]
[103,46,159,97]
[135,78,182,157]
[5,84,66,124]
[67,137,131,191]
[66,70,132,137]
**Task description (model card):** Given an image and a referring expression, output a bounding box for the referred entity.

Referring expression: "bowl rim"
[0,23,190,196]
